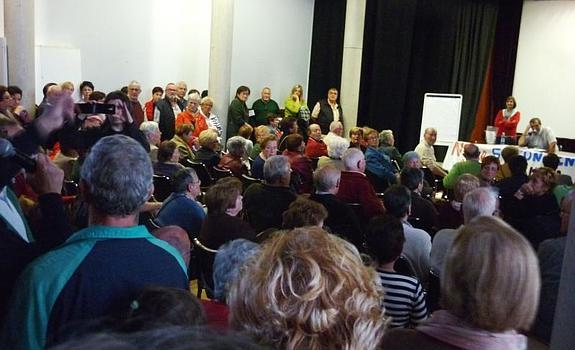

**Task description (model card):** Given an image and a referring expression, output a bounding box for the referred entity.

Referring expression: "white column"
[4,0,35,113]
[339,0,366,133]
[550,198,575,349]
[209,0,234,140]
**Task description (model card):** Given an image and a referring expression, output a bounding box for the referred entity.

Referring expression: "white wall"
[34,0,211,103]
[513,1,575,138]
[229,0,314,108]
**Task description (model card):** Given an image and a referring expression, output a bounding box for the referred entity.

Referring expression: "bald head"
[342,148,365,172]
[314,165,341,194]
[463,143,480,160]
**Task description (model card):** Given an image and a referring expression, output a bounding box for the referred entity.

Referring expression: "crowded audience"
[1,78,572,350]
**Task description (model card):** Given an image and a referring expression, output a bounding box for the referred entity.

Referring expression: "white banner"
[443,141,575,179]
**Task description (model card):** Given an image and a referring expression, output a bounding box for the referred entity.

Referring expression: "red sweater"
[336,171,385,220]
[305,137,328,158]
[494,109,520,137]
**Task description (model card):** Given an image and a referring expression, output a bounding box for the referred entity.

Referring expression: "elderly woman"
[317,134,349,170]
[195,129,221,170]
[382,216,540,350]
[153,141,185,177]
[250,125,272,159]
[508,167,560,248]
[479,155,500,187]
[170,123,195,163]
[379,129,402,166]
[199,177,255,251]
[349,126,365,150]
[282,134,313,193]
[219,136,248,177]
[229,226,386,349]
[203,239,261,329]
[251,135,277,179]
[197,178,255,293]
[226,86,250,139]
[198,96,222,136]
[139,121,161,161]
[175,92,202,128]
[364,127,398,186]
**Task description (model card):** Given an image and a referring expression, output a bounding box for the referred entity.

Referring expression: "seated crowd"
[0,80,572,349]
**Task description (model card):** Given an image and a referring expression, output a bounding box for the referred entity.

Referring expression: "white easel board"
[420,93,463,144]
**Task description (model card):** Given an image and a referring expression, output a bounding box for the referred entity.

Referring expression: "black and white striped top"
[377,269,428,328]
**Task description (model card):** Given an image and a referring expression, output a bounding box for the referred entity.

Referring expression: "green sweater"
[227,97,249,139]
[251,99,279,126]
[443,160,481,189]
[284,97,306,118]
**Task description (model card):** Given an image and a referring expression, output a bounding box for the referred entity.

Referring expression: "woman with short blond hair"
[382,216,540,350]
[229,226,387,350]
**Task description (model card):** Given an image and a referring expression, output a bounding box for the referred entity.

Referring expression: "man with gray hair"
[139,121,161,161]
[243,155,297,232]
[309,165,363,249]
[127,80,145,127]
[3,135,189,349]
[336,148,385,220]
[430,186,498,276]
[157,83,185,141]
[155,168,206,240]
[175,81,188,107]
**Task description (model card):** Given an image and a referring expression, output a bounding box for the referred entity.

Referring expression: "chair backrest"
[212,166,233,181]
[310,157,320,170]
[62,180,79,196]
[241,173,261,192]
[365,168,390,194]
[192,237,218,254]
[185,160,213,187]
[394,255,416,277]
[427,268,441,312]
[152,175,173,201]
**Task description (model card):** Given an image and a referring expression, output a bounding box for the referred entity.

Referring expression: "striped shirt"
[378,269,428,328]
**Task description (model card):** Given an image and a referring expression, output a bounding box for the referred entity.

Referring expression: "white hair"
[342,148,364,171]
[325,135,349,158]
[462,187,498,224]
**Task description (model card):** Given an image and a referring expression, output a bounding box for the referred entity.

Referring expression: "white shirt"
[311,101,340,122]
[415,141,438,169]
[526,126,557,150]
[0,187,29,242]
[402,221,432,286]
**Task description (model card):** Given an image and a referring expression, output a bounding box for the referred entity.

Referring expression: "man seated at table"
[442,143,481,189]
[518,117,557,154]
[414,127,447,177]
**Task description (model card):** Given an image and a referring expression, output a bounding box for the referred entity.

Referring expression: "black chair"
[427,269,441,312]
[192,238,217,299]
[62,180,79,196]
[365,169,390,195]
[184,160,213,190]
[152,175,173,201]
[212,166,233,182]
[241,173,261,192]
[394,255,416,277]
[310,157,320,170]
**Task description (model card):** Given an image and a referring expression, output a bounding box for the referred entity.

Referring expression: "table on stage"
[441,141,575,179]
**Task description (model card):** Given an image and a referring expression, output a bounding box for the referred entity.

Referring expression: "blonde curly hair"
[228,227,387,350]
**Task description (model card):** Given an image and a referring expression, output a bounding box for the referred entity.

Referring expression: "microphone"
[0,138,37,172]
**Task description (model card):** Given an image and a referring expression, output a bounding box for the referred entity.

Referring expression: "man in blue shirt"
[2,135,188,350]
